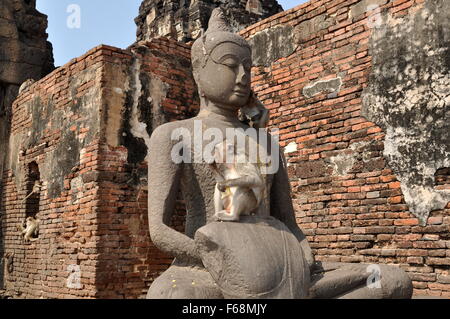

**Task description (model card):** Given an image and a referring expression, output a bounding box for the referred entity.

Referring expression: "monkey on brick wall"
[19,217,39,243]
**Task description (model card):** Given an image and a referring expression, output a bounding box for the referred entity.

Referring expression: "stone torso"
[174,116,273,238]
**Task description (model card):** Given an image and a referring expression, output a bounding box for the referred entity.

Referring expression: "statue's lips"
[233,90,248,97]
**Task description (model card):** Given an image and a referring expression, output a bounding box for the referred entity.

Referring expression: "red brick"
[394,218,419,226]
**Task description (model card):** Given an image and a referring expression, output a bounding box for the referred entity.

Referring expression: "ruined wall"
[0,39,196,298]
[2,0,448,299]
[240,0,449,297]
[0,0,54,292]
[93,39,197,299]
[1,47,103,298]
[135,0,283,42]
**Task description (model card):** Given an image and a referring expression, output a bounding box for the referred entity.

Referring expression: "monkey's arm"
[147,124,201,264]
[218,163,263,190]
[19,221,27,234]
[240,91,269,129]
[270,151,315,269]
[218,175,263,190]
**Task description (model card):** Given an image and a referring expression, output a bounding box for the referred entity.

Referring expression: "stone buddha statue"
[146,8,413,299]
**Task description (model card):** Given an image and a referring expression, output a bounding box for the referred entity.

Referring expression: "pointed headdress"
[191,8,251,76]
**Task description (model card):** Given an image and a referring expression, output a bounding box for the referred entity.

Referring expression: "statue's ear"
[192,68,200,86]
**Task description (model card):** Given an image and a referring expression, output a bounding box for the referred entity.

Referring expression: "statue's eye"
[219,56,239,68]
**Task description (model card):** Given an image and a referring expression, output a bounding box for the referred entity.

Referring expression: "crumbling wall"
[135,0,283,42]
[0,0,53,294]
[2,0,449,299]
[361,0,450,226]
[240,0,449,297]
[1,48,104,298]
[0,38,197,299]
[93,39,197,299]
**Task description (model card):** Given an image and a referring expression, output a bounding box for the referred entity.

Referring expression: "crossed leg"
[147,261,223,299]
[309,261,413,299]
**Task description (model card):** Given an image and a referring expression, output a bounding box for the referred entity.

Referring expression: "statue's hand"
[239,91,269,129]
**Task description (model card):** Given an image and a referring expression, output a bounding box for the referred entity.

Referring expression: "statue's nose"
[236,64,249,85]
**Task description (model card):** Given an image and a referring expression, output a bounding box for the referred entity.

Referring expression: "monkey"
[18,78,36,95]
[238,92,269,129]
[21,180,41,203]
[209,140,265,222]
[19,217,39,242]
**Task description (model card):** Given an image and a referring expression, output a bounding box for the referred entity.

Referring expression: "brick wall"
[240,0,449,297]
[93,39,197,299]
[0,38,196,298]
[1,0,448,299]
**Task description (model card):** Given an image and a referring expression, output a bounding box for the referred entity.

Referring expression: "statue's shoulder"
[150,119,195,144]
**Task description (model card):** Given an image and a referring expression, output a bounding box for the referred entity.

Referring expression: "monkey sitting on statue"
[209,140,265,222]
[19,217,39,242]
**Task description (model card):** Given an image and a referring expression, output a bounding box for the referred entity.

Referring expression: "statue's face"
[198,42,252,109]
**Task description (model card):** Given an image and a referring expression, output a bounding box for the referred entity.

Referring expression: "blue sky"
[36,1,308,67]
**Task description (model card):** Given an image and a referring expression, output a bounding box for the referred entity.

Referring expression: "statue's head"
[191,8,252,110]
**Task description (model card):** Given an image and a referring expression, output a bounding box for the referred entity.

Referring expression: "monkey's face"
[25,217,34,226]
[213,141,235,165]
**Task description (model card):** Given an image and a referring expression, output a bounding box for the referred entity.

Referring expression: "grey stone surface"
[349,0,388,19]
[294,13,336,44]
[195,216,310,298]
[135,0,283,43]
[303,77,342,99]
[361,0,450,225]
[0,0,54,165]
[0,0,53,84]
[0,2,54,274]
[248,25,295,66]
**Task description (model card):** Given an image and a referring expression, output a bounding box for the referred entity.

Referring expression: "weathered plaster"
[294,13,336,44]
[361,0,450,225]
[128,57,169,162]
[349,0,388,19]
[284,141,298,154]
[103,63,128,147]
[8,66,102,198]
[248,25,295,66]
[303,77,342,99]
[325,141,379,176]
[327,152,356,176]
[120,48,170,166]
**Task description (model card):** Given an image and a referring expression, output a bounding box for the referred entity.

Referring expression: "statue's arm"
[270,151,315,268]
[147,124,200,264]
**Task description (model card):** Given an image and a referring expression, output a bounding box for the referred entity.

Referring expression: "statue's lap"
[147,263,223,299]
[148,261,413,299]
